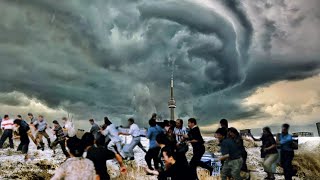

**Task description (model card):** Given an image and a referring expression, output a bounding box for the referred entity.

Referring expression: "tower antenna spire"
[168,57,176,121]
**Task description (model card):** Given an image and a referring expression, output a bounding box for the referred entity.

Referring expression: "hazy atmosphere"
[0,0,320,134]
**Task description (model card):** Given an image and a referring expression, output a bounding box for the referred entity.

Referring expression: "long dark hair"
[228,127,240,137]
[104,117,112,126]
[263,127,272,135]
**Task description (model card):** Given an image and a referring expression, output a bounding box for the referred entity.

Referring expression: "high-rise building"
[168,77,176,121]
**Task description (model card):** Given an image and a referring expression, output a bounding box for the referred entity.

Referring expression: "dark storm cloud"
[138,0,249,94]
[0,0,320,127]
[221,0,253,61]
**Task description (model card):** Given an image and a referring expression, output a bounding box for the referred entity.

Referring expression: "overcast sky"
[0,0,319,134]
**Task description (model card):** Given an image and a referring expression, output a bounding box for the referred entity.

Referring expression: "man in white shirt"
[100,117,125,158]
[120,118,144,160]
[62,117,76,137]
[173,119,188,144]
[0,115,14,149]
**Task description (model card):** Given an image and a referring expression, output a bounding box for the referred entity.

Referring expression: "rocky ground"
[0,136,319,180]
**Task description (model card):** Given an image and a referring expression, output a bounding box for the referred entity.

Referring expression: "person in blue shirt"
[34,115,51,150]
[216,127,242,180]
[145,118,163,171]
[278,123,294,180]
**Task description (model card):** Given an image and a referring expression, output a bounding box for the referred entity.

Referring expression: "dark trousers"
[51,139,69,157]
[190,145,213,180]
[145,147,161,170]
[137,142,147,152]
[241,150,248,172]
[281,150,294,180]
[17,141,30,154]
[0,129,14,148]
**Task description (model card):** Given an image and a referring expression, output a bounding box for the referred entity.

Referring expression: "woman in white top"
[51,137,96,180]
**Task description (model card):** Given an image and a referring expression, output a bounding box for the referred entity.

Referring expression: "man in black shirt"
[216,128,242,180]
[13,119,30,160]
[82,133,126,180]
[184,118,213,180]
[145,146,192,180]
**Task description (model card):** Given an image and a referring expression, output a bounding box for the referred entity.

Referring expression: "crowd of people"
[0,113,296,180]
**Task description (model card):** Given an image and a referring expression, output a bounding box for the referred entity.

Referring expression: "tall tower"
[168,77,176,121]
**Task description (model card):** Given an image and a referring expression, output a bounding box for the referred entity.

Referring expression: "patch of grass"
[293,152,320,179]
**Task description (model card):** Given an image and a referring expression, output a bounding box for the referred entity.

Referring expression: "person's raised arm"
[249,133,261,141]
[119,128,130,136]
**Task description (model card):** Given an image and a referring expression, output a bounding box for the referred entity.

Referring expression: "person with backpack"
[278,124,294,180]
